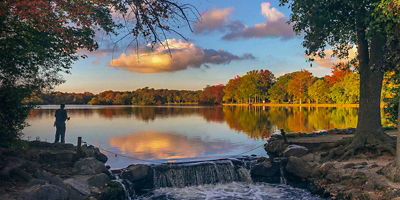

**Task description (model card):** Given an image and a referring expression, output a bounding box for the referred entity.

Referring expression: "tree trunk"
[396,99,400,166]
[352,29,392,149]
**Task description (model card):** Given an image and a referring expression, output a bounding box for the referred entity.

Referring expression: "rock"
[88,173,110,188]
[38,150,76,164]
[264,138,288,157]
[325,173,341,183]
[121,164,151,182]
[33,170,65,188]
[80,145,108,163]
[73,158,107,175]
[380,162,400,182]
[100,181,126,200]
[282,145,308,157]
[343,163,356,169]
[10,167,32,181]
[285,156,312,179]
[18,184,68,200]
[64,176,91,196]
[250,160,280,183]
[319,162,335,176]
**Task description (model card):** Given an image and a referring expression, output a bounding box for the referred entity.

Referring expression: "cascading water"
[116,157,324,200]
[152,159,252,188]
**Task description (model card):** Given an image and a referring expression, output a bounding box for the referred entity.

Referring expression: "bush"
[0,86,33,147]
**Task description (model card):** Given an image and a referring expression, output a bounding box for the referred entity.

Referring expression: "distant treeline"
[30,88,203,105]
[29,64,398,105]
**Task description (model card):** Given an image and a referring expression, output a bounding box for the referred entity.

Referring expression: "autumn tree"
[287,70,314,104]
[200,85,225,105]
[223,76,242,103]
[308,79,330,104]
[324,63,353,86]
[279,0,400,155]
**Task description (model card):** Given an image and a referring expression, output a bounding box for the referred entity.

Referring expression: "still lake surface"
[23,105,386,169]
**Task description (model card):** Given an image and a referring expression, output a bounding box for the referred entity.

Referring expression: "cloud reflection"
[109,131,239,160]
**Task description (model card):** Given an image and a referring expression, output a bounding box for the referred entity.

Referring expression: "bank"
[2,128,400,199]
[264,128,400,199]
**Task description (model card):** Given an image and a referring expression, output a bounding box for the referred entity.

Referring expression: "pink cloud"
[306,46,358,68]
[222,2,294,40]
[108,39,255,73]
[194,7,234,34]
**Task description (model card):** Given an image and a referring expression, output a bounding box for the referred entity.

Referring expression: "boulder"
[18,184,68,200]
[264,137,288,157]
[121,164,151,182]
[63,176,91,196]
[88,173,110,188]
[282,145,308,157]
[73,158,107,175]
[285,156,312,179]
[100,181,126,200]
[250,160,280,183]
[80,145,107,163]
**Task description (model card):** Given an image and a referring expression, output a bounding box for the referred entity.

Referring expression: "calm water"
[24,105,386,169]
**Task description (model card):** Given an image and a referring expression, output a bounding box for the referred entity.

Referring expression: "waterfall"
[280,165,287,185]
[152,159,253,188]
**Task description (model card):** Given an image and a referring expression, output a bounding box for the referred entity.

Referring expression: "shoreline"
[3,128,399,199]
[223,103,384,108]
[265,129,400,199]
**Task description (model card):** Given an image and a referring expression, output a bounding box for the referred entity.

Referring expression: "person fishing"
[54,104,70,143]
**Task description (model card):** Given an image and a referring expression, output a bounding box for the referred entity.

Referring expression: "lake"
[23,105,386,169]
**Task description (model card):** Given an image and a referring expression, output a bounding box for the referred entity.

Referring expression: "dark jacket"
[55,109,68,126]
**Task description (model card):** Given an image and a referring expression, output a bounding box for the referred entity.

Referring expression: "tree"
[324,63,353,86]
[279,0,400,155]
[330,73,360,104]
[287,70,314,104]
[308,79,330,104]
[0,0,195,145]
[268,73,292,103]
[199,85,225,105]
[223,76,243,103]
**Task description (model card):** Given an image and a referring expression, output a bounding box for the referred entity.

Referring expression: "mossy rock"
[100,181,126,200]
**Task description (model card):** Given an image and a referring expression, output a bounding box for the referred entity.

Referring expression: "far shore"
[222,103,388,108]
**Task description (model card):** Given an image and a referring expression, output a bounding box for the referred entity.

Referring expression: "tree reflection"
[28,105,389,140]
[223,106,273,139]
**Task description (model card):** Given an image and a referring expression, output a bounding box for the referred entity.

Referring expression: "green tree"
[308,79,330,104]
[330,73,360,104]
[279,0,400,153]
[268,73,292,103]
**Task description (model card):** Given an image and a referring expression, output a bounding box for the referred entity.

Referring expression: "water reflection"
[29,105,388,140]
[109,131,239,160]
[25,105,390,168]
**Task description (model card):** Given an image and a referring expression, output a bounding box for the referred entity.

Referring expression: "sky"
[56,0,340,93]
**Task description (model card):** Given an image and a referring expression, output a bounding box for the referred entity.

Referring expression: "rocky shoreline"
[2,128,400,200]
[0,141,126,200]
[264,128,400,199]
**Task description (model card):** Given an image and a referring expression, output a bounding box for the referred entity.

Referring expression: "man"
[54,104,70,143]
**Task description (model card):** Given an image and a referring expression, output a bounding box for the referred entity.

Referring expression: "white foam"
[137,182,323,200]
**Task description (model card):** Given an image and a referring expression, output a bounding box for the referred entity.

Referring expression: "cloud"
[108,39,255,73]
[222,2,294,40]
[194,7,234,34]
[108,131,240,160]
[261,2,285,22]
[307,46,358,68]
